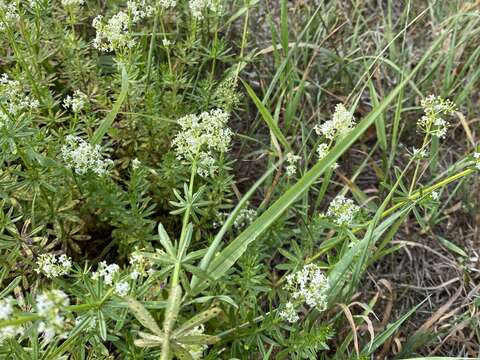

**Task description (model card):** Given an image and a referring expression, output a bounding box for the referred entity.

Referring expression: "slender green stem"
[146,8,160,93]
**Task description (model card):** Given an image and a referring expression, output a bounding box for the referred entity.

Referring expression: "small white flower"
[129,252,154,278]
[279,301,299,323]
[0,74,38,126]
[412,147,428,159]
[92,12,134,52]
[158,0,176,8]
[63,90,88,113]
[61,135,113,176]
[132,158,141,170]
[183,324,208,359]
[61,0,85,7]
[473,152,480,170]
[115,281,130,296]
[316,143,329,160]
[234,207,256,229]
[162,38,172,47]
[285,152,301,177]
[127,0,154,23]
[0,325,23,344]
[430,191,439,201]
[0,2,19,31]
[35,254,72,278]
[172,108,232,177]
[91,261,120,285]
[36,290,69,343]
[189,0,221,20]
[280,264,329,323]
[324,195,359,227]
[417,95,455,139]
[0,297,14,320]
[315,104,355,141]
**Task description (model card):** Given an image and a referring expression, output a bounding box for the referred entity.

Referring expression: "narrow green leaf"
[173,308,222,337]
[241,80,291,151]
[98,310,107,341]
[125,296,163,336]
[175,334,220,345]
[158,223,176,258]
[360,298,428,356]
[0,276,21,298]
[91,63,129,145]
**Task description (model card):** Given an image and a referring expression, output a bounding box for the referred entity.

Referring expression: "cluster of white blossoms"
[315,104,355,141]
[172,108,232,177]
[158,0,177,9]
[316,143,329,160]
[472,152,480,170]
[93,12,132,52]
[417,95,455,139]
[91,262,131,296]
[93,1,156,52]
[129,252,155,280]
[91,261,120,285]
[412,147,428,159]
[323,194,360,227]
[126,0,154,23]
[184,324,208,359]
[63,90,88,113]
[61,0,85,7]
[0,1,19,31]
[36,290,70,343]
[233,207,256,229]
[189,0,221,20]
[60,135,113,176]
[285,152,301,177]
[0,74,39,126]
[35,254,72,278]
[0,297,23,344]
[280,264,329,323]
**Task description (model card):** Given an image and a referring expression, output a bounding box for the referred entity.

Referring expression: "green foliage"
[0,0,479,359]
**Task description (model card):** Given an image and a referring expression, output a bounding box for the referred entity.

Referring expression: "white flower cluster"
[280,264,329,323]
[158,0,176,9]
[0,297,23,344]
[233,207,256,229]
[315,104,355,141]
[91,261,120,285]
[316,143,328,160]
[61,0,85,7]
[61,135,113,176]
[412,147,428,159]
[93,0,156,52]
[36,289,70,343]
[184,324,208,359]
[285,152,301,177]
[35,254,72,278]
[189,0,221,20]
[127,0,154,23]
[115,281,130,296]
[0,74,39,126]
[324,194,360,227]
[0,1,19,31]
[473,152,480,170]
[129,252,154,280]
[63,90,88,113]
[93,12,133,52]
[214,73,240,111]
[92,262,131,296]
[417,95,455,139]
[172,108,232,177]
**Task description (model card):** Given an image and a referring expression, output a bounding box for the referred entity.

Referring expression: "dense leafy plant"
[0,0,479,359]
